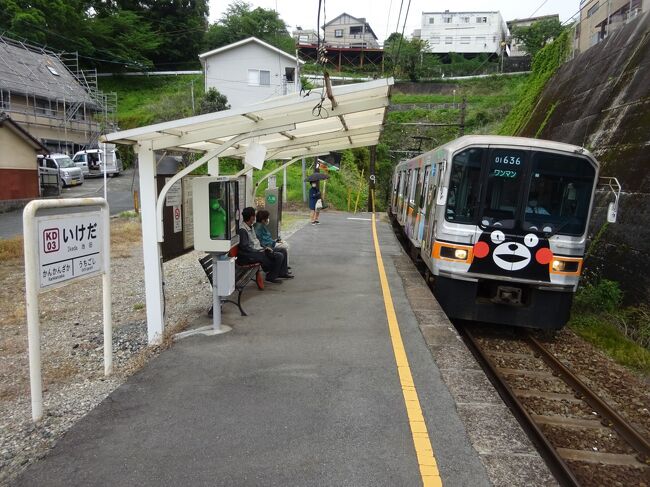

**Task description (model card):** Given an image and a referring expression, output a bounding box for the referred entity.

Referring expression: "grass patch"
[570,314,650,373]
[570,279,650,374]
[0,236,23,262]
[118,210,139,219]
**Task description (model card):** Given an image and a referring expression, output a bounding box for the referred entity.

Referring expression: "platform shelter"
[102,78,394,344]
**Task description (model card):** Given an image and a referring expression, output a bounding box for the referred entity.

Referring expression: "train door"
[406,168,419,238]
[416,166,431,244]
[399,169,411,225]
[392,171,401,214]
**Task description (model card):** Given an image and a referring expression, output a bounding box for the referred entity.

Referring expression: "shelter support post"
[302,157,306,202]
[136,141,165,345]
[368,145,376,212]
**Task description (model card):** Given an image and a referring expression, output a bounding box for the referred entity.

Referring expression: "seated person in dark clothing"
[237,207,292,283]
[254,209,291,274]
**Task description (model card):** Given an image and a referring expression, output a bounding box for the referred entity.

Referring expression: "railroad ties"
[462,327,650,487]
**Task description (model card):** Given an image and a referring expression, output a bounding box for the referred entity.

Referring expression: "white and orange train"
[389,135,620,329]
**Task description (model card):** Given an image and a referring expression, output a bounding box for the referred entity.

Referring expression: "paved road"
[15,213,489,486]
[0,168,139,239]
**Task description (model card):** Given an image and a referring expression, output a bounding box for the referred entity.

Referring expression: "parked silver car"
[38,154,84,187]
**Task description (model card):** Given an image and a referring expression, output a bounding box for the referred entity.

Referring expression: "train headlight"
[454,249,468,260]
[550,259,581,273]
[552,260,566,272]
[438,245,471,262]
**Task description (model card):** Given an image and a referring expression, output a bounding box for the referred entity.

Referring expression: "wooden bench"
[199,249,264,317]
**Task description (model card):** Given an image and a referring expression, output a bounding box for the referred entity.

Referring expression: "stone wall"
[518,13,650,303]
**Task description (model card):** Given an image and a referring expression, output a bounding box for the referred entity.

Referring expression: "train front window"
[446,148,483,224]
[480,149,527,230]
[524,153,595,235]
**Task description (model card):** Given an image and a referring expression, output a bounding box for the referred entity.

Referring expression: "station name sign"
[37,212,104,290]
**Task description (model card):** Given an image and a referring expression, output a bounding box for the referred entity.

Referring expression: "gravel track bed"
[504,374,572,394]
[537,329,650,437]
[490,353,547,372]
[540,424,635,454]
[519,395,598,419]
[567,460,648,487]
[0,213,309,486]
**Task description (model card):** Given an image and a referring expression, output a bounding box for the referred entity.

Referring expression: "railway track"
[459,325,650,486]
[388,216,650,485]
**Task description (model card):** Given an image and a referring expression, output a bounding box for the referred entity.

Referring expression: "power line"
[393,0,413,76]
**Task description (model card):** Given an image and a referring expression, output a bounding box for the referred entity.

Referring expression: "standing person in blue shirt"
[309,182,321,225]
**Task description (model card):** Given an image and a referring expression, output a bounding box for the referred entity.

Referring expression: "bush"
[574,279,623,313]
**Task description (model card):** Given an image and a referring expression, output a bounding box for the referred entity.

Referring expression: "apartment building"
[323,13,380,49]
[0,35,116,155]
[575,0,646,54]
[420,10,509,55]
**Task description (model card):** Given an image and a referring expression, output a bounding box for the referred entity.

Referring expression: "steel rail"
[527,335,650,465]
[461,326,581,487]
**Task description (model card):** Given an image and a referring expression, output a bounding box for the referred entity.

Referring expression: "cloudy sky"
[208,0,581,42]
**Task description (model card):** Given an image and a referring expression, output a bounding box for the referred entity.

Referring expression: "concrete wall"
[518,12,650,303]
[0,125,39,200]
[204,43,299,108]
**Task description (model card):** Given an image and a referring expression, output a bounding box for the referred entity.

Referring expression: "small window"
[248,69,271,86]
[431,36,441,44]
[445,36,453,44]
[461,16,470,23]
[46,65,60,76]
[285,67,295,82]
[476,16,487,23]
[587,3,599,17]
[428,17,435,24]
[350,26,363,35]
[335,29,343,37]
[460,36,470,44]
[443,16,453,23]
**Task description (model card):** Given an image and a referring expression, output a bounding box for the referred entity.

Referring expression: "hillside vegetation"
[100,73,528,210]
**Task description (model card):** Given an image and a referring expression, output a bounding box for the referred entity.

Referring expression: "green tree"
[205,1,294,54]
[384,33,437,81]
[511,19,565,58]
[199,88,230,114]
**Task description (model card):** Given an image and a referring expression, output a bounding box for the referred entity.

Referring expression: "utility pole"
[190,79,195,114]
[367,145,376,212]
[301,157,307,202]
[459,97,467,136]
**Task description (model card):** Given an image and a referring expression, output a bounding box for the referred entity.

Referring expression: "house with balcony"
[199,37,302,109]
[323,13,380,49]
[419,10,509,56]
[0,35,116,155]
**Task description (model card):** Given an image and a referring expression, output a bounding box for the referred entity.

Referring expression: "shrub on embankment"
[498,30,571,136]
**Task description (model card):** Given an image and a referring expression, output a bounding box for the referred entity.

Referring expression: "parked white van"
[73,145,123,177]
[37,154,84,188]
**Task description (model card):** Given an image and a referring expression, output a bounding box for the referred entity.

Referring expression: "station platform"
[15,212,503,486]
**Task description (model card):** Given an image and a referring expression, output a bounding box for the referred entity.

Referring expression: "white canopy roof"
[102,78,393,159]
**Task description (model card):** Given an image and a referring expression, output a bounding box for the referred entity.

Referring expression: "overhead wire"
[392,0,412,77]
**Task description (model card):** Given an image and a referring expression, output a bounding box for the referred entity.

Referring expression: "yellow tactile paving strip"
[371,214,442,487]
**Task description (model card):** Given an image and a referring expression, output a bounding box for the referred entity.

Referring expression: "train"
[389,135,620,329]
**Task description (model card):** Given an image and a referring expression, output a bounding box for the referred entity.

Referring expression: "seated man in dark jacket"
[237,207,291,283]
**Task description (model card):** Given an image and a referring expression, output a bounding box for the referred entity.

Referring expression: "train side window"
[446,148,484,224]
[409,169,419,205]
[420,168,430,209]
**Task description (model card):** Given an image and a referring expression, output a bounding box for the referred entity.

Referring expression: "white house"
[419,10,509,55]
[199,37,302,108]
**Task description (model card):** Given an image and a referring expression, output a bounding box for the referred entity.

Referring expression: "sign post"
[23,198,112,421]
